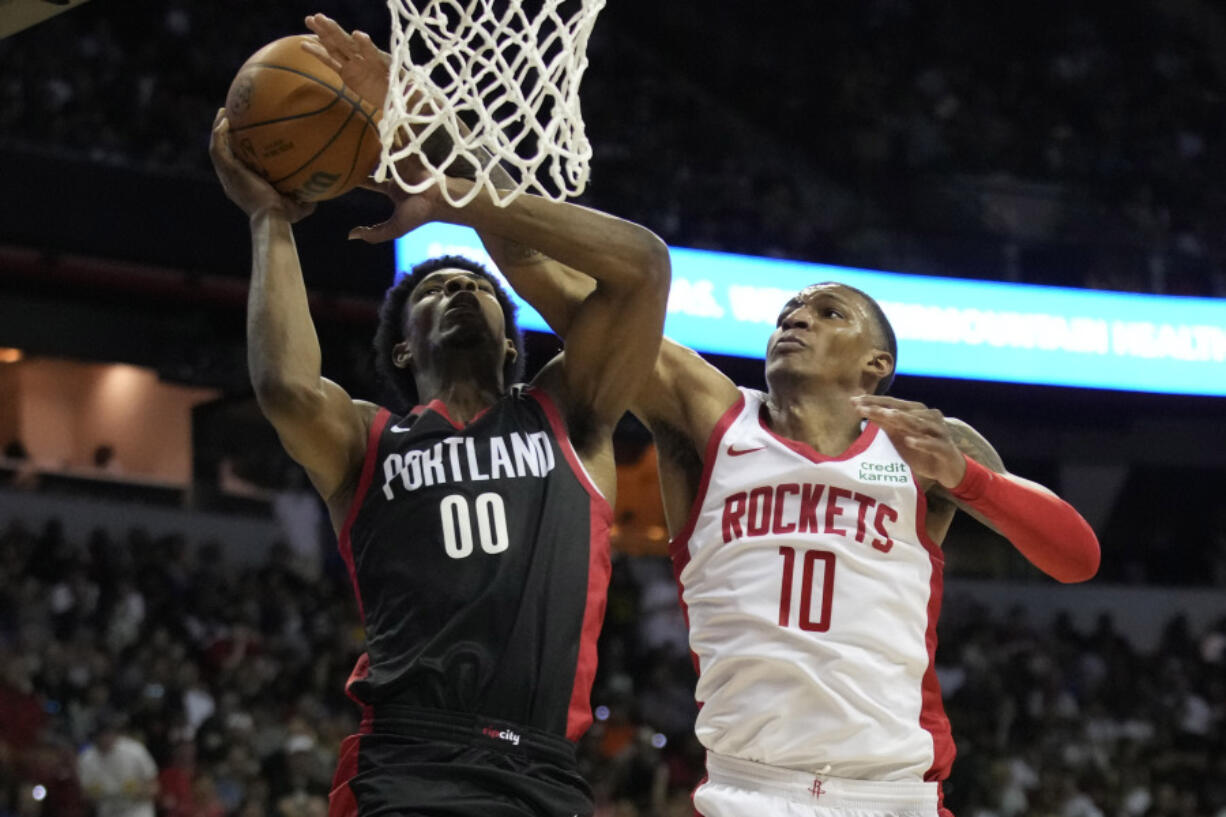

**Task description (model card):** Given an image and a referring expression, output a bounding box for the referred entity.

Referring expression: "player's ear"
[503,338,518,366]
[865,349,893,384]
[392,340,412,369]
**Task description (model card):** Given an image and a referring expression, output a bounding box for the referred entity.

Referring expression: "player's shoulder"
[658,338,734,386]
[942,416,1006,473]
[642,339,739,413]
[352,399,404,445]
[354,399,381,420]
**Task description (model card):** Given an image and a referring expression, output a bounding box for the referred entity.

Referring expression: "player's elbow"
[1059,553,1100,584]
[635,231,672,294]
[251,374,325,422]
[1053,535,1101,584]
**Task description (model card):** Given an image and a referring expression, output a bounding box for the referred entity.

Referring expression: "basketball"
[224,34,382,202]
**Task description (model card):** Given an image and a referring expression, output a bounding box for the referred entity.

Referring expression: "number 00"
[441,492,509,559]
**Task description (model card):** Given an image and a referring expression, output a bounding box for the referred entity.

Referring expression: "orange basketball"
[224,35,382,202]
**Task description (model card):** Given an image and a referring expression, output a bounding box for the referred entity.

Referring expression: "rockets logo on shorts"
[671,389,955,783]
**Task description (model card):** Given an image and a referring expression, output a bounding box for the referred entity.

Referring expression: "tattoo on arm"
[946,419,1006,473]
[500,240,546,265]
[928,419,1006,530]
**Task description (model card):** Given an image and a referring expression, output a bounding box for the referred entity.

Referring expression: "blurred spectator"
[157,740,197,817]
[76,712,159,817]
[2,506,1226,815]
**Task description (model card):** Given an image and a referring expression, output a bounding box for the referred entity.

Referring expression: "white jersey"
[671,389,954,782]
[77,736,157,817]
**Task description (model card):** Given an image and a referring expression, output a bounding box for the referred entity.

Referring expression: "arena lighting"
[396,226,1226,397]
[0,348,23,364]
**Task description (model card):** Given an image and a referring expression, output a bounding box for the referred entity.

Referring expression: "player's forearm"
[481,235,595,338]
[461,150,597,337]
[951,455,1101,583]
[438,178,670,298]
[393,133,600,335]
[246,210,326,411]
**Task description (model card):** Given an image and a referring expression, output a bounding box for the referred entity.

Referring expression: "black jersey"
[337,385,612,741]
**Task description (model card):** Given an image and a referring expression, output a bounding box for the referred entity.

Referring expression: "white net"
[380,0,606,207]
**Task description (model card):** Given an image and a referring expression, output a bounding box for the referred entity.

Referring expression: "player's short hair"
[820,282,897,395]
[373,255,526,412]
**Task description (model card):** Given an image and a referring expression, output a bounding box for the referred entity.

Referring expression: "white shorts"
[694,752,943,817]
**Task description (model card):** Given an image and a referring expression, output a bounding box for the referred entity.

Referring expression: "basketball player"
[510,280,1102,816]
[300,14,1098,815]
[507,278,1103,817]
[208,91,669,817]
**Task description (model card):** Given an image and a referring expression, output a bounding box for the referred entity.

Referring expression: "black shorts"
[329,705,593,817]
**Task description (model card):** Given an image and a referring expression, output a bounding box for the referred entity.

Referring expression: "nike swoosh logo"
[727,445,764,456]
[388,424,414,433]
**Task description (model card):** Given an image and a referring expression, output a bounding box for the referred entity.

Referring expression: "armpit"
[651,419,704,489]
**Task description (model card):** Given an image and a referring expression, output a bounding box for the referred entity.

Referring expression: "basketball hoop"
[380,0,605,207]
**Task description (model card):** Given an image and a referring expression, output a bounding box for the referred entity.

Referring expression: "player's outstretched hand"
[851,395,967,489]
[303,14,391,107]
[349,155,446,243]
[210,109,316,223]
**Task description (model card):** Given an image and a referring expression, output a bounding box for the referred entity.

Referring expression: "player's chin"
[764,358,802,388]
[438,321,499,348]
[764,351,805,375]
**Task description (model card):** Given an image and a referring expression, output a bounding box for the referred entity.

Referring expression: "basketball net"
[380,0,605,207]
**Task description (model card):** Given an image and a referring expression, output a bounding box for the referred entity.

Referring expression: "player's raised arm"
[208,110,370,508]
[305,12,738,478]
[303,13,601,342]
[851,395,1101,583]
[433,178,672,427]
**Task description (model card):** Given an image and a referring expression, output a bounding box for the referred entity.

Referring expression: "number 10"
[777,546,835,631]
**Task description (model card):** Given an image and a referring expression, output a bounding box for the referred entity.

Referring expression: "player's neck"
[416,371,504,425]
[764,386,864,457]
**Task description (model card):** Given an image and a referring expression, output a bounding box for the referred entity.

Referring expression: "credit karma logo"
[858,461,910,484]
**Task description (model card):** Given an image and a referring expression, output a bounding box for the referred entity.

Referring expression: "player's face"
[765,284,880,387]
[404,269,506,355]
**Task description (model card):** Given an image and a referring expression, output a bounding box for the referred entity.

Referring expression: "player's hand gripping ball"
[224,35,382,202]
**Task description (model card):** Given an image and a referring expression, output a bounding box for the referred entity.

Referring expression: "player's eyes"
[822,308,844,319]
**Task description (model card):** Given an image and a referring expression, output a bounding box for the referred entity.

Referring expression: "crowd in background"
[1,514,1225,817]
[1,1,1225,295]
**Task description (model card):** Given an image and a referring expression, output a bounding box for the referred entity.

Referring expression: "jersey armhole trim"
[667,391,746,561]
[336,407,391,623]
[524,386,613,520]
[913,471,955,783]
